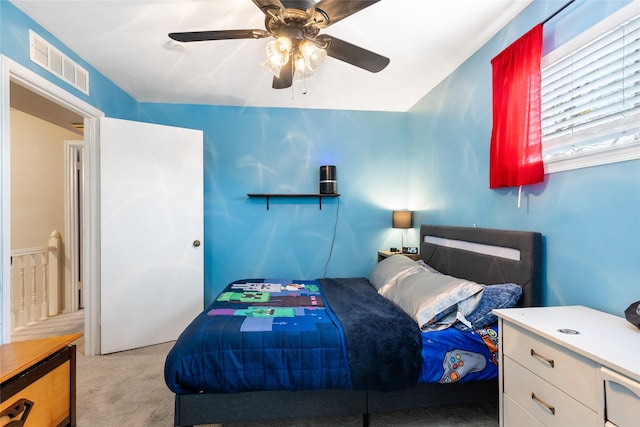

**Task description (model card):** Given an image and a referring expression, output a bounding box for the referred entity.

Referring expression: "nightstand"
[494,306,640,427]
[377,250,420,262]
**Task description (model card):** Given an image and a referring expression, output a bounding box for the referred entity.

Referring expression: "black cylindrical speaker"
[319,165,337,194]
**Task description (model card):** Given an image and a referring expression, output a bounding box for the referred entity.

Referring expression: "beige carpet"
[12,311,499,427]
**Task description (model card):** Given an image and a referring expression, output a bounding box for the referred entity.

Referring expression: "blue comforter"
[164,277,497,394]
[164,279,350,394]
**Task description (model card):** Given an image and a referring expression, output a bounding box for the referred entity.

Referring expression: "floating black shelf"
[247,193,340,210]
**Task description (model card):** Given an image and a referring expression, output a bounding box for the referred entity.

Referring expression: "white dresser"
[494,306,640,427]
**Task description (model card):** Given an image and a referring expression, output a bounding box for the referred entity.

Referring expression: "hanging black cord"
[322,197,339,278]
[541,0,576,25]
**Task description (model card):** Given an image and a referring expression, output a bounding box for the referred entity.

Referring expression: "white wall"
[10,108,79,248]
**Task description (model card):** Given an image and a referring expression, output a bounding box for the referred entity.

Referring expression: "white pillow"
[415,259,441,274]
[368,255,420,293]
[382,270,484,331]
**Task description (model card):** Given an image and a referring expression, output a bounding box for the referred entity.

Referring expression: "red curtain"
[489,24,544,189]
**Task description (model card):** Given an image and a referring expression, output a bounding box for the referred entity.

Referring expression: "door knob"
[193,240,201,247]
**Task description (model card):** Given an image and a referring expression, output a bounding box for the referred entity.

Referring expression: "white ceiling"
[10,0,532,112]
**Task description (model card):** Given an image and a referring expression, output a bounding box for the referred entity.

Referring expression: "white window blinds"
[541,12,640,164]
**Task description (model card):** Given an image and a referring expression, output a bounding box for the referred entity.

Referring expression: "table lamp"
[392,210,413,251]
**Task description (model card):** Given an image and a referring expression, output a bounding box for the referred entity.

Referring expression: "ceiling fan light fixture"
[293,53,314,80]
[266,36,292,66]
[170,1,388,90]
[261,58,283,78]
[300,40,326,72]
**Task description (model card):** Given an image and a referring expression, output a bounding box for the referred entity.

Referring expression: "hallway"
[11,309,83,343]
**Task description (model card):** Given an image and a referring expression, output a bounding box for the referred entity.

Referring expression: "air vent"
[29,30,89,95]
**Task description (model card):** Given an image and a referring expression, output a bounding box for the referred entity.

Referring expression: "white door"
[99,117,203,354]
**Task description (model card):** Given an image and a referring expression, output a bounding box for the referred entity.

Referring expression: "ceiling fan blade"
[281,0,317,10]
[168,29,269,42]
[310,0,381,28]
[252,0,285,14]
[273,60,293,89]
[317,35,389,73]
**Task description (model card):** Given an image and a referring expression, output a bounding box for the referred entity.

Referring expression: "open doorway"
[8,82,84,341]
[1,56,103,355]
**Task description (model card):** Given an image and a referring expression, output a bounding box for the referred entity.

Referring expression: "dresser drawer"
[601,367,640,427]
[504,356,599,426]
[0,359,71,426]
[502,322,598,409]
[503,394,544,427]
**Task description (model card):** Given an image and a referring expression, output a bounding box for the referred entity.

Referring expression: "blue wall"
[1,0,638,339]
[137,103,407,303]
[406,0,639,316]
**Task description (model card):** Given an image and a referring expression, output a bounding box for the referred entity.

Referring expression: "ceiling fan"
[168,0,390,89]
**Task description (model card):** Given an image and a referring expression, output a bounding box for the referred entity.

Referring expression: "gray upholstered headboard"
[420,225,542,308]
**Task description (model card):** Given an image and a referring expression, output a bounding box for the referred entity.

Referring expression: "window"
[541,4,640,173]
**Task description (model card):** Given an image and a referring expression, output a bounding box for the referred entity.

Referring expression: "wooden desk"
[1,333,81,427]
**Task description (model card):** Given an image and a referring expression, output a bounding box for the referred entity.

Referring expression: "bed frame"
[173,225,542,427]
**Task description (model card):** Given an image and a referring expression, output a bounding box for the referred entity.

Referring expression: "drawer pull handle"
[531,392,556,415]
[530,348,555,367]
[1,398,34,426]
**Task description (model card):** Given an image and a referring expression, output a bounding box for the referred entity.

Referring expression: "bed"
[165,224,542,427]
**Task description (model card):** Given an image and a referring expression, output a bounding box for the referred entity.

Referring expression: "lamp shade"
[392,211,413,229]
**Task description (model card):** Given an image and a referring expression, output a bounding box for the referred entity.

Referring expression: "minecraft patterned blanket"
[164,278,499,395]
[164,279,351,394]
